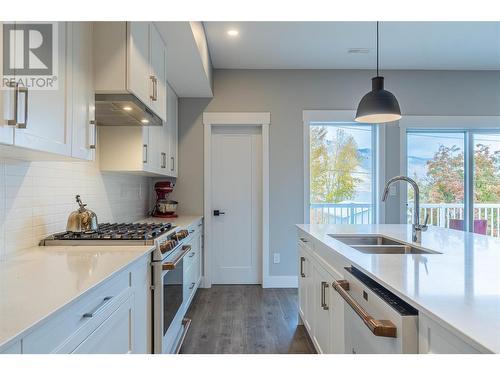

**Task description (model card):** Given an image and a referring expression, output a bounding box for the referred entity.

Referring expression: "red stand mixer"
[151,181,178,218]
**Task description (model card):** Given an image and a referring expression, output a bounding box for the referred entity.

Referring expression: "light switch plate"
[273,253,280,264]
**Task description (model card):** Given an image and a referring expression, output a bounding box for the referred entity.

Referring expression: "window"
[407,132,465,228]
[406,130,500,238]
[308,123,376,224]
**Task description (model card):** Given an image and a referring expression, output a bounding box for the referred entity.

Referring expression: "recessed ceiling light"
[123,106,132,111]
[141,119,149,124]
[227,29,239,37]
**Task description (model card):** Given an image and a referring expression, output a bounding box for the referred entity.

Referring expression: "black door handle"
[213,210,226,216]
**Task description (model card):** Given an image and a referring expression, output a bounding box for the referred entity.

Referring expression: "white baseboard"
[263,275,298,288]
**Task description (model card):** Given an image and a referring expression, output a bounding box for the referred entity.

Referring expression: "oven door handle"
[332,280,397,338]
[162,245,191,270]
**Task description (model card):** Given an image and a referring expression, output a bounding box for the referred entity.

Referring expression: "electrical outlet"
[273,253,280,264]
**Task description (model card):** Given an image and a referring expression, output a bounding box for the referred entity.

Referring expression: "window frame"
[303,110,385,225]
[400,116,500,233]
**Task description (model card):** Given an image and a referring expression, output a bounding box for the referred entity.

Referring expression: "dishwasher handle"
[332,280,397,338]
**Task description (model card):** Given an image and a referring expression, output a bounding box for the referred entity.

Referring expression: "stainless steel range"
[40,221,194,353]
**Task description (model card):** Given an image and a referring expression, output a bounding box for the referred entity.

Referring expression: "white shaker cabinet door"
[147,124,162,174]
[149,24,166,121]
[298,242,311,330]
[69,22,95,160]
[166,83,178,176]
[14,22,71,156]
[312,263,332,354]
[127,22,151,108]
[72,296,135,354]
[0,22,14,145]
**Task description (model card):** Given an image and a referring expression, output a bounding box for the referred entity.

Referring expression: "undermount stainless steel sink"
[328,234,441,255]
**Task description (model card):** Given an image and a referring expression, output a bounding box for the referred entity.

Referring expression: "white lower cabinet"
[312,263,332,354]
[6,253,151,354]
[72,295,134,354]
[298,239,315,334]
[298,237,344,354]
[183,225,202,310]
[418,313,482,354]
[297,231,488,355]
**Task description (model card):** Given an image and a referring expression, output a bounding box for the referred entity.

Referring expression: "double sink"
[328,234,441,255]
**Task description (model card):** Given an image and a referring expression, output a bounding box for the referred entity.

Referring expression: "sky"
[408,132,500,179]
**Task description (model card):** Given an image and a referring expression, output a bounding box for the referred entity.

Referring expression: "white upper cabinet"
[69,22,95,161]
[166,83,178,177]
[9,22,71,156]
[0,22,95,161]
[94,22,167,123]
[149,24,167,121]
[0,22,14,145]
[127,22,151,108]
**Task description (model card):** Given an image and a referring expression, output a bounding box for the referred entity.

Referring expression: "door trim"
[203,112,270,288]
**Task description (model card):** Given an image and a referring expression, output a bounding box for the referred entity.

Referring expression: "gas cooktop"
[40,222,175,245]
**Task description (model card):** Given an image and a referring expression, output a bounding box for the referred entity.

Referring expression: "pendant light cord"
[376,21,379,77]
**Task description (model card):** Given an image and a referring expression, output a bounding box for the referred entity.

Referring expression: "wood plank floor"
[180,285,316,354]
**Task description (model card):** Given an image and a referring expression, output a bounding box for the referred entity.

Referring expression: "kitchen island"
[296,224,500,354]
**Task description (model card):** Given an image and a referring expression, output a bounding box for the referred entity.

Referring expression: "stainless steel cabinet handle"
[321,282,329,310]
[89,120,97,149]
[149,75,156,101]
[161,152,166,168]
[83,296,113,318]
[300,256,306,278]
[143,144,148,163]
[154,77,158,101]
[16,86,28,128]
[189,282,195,290]
[170,156,174,171]
[6,81,18,125]
[332,280,397,338]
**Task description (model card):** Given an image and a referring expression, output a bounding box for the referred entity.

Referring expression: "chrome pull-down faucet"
[382,176,428,243]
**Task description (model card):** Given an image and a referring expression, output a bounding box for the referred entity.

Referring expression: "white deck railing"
[310,202,500,237]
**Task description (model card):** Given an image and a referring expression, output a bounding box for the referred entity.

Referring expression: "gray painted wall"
[173,69,500,277]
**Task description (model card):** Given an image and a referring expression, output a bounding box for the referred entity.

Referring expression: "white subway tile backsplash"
[0,158,150,259]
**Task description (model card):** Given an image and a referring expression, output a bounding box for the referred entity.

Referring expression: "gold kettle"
[66,195,99,232]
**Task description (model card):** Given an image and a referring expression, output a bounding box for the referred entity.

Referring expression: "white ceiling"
[203,22,500,70]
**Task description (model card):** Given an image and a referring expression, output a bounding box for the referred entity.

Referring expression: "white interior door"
[211,126,262,284]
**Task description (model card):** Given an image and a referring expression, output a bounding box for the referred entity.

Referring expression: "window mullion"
[464,131,474,233]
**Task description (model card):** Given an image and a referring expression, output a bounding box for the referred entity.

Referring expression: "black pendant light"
[355,22,401,123]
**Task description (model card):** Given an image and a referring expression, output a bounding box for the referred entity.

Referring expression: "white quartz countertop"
[0,215,203,349]
[296,224,500,353]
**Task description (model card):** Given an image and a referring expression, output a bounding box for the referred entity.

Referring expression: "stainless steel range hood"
[95,94,163,126]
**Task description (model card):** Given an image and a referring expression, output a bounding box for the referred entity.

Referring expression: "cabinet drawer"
[183,243,199,272]
[23,269,131,354]
[71,295,134,354]
[184,253,201,304]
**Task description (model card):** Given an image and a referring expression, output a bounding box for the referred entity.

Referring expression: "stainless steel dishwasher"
[333,266,419,354]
